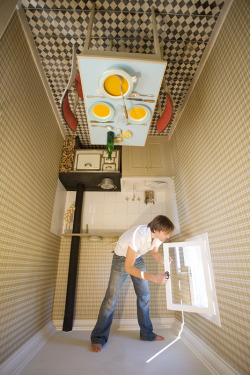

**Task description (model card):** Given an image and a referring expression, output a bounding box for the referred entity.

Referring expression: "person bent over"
[91,215,175,353]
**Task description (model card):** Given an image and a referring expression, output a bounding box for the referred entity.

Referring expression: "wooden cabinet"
[122,136,173,177]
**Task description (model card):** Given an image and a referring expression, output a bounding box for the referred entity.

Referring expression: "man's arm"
[149,247,164,265]
[125,247,168,285]
[150,247,172,266]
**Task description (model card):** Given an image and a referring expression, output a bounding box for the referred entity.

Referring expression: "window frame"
[163,233,221,326]
[164,241,214,314]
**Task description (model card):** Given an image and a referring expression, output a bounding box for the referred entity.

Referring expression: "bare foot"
[91,343,102,353]
[154,335,165,341]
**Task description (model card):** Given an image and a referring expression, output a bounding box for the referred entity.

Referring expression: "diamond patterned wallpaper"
[22,0,225,146]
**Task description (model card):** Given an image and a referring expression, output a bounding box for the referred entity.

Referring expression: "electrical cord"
[146,311,185,363]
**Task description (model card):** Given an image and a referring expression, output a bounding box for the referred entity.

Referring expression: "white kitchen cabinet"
[122,136,173,177]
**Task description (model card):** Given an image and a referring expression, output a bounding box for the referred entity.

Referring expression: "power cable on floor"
[146,311,185,364]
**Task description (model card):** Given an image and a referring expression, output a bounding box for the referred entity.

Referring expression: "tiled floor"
[20,327,213,375]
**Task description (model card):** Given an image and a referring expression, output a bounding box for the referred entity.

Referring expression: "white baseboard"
[181,326,240,375]
[53,319,96,331]
[114,317,175,331]
[52,317,175,331]
[0,321,56,375]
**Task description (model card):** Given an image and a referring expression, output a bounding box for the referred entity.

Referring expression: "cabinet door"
[146,138,168,173]
[122,136,173,177]
[122,145,148,176]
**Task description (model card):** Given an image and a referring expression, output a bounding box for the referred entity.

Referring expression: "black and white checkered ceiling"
[22,0,225,146]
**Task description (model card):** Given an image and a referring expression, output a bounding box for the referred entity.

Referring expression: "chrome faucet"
[145,191,155,205]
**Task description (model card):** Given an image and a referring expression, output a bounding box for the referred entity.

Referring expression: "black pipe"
[63,183,84,332]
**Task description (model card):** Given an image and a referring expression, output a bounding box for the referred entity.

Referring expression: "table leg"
[151,6,161,59]
[84,2,96,51]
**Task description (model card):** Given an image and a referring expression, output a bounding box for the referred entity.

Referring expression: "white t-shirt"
[114,225,162,258]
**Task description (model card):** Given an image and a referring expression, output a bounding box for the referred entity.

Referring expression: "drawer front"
[102,163,116,171]
[75,153,101,170]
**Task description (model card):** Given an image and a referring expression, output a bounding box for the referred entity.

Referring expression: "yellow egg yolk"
[129,107,147,120]
[104,75,129,96]
[93,104,111,118]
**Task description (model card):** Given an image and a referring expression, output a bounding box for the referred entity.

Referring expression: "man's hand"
[153,273,170,285]
[125,248,171,284]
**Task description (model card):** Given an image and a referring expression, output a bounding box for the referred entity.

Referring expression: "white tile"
[85,225,101,234]
[92,213,104,226]
[140,206,152,218]
[115,224,128,232]
[94,201,104,213]
[151,202,163,214]
[92,192,105,203]
[127,201,140,214]
[104,200,116,214]
[82,213,95,226]
[82,210,88,226]
[65,191,76,209]
[104,192,116,203]
[102,225,118,233]
[155,191,165,201]
[84,191,94,201]
[164,192,172,207]
[135,192,144,201]
[115,202,128,214]
[82,197,93,214]
[102,213,116,226]
[51,180,67,236]
[127,213,141,227]
[115,192,129,203]
[146,203,155,213]
[139,200,148,213]
[83,209,98,227]
[121,192,133,202]
[115,213,128,227]
[89,204,97,214]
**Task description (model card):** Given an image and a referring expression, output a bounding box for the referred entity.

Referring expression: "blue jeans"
[91,253,157,346]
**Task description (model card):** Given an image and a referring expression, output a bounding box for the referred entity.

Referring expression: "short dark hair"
[147,215,175,233]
